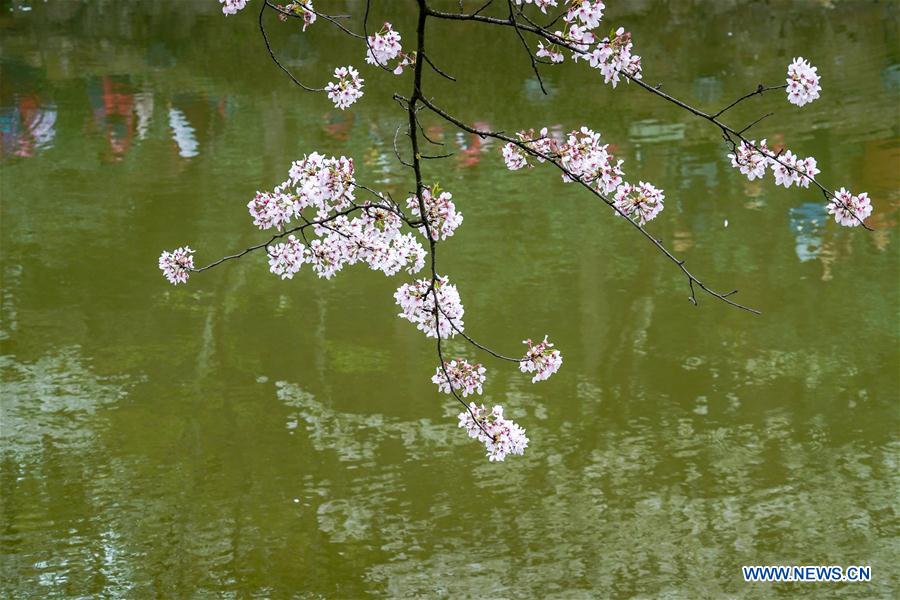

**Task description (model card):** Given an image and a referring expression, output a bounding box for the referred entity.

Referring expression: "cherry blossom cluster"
[727,138,771,181]
[827,188,873,227]
[501,127,558,170]
[219,0,249,16]
[771,151,820,189]
[537,2,604,59]
[501,126,666,227]
[407,185,464,241]
[248,154,425,279]
[342,207,427,276]
[613,181,665,225]
[158,246,195,285]
[394,276,465,339]
[581,27,642,87]
[727,139,872,227]
[502,125,625,195]
[565,0,605,28]
[458,404,529,462]
[558,126,624,193]
[290,152,355,215]
[530,2,642,88]
[365,22,414,74]
[432,359,486,397]
[267,235,307,279]
[325,66,364,110]
[728,139,819,189]
[247,191,297,231]
[309,211,428,280]
[248,152,355,231]
[519,336,563,383]
[786,57,821,107]
[502,141,530,170]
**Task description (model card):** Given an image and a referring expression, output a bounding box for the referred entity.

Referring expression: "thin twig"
[258,2,324,92]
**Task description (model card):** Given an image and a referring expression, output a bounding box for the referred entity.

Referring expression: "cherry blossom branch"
[265,1,362,39]
[190,202,399,273]
[622,73,871,228]
[177,0,877,462]
[424,3,872,230]
[403,0,501,439]
[417,95,761,315]
[363,0,399,73]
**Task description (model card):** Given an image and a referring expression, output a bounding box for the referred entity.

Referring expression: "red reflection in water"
[88,77,135,161]
[0,94,57,158]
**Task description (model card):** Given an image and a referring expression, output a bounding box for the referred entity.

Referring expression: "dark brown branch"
[418,96,762,315]
[259,2,324,92]
[738,112,774,135]
[712,83,787,119]
[265,0,363,39]
[508,1,548,95]
[425,6,871,230]
[421,52,457,82]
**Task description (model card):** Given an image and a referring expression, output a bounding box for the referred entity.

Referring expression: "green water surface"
[1,0,899,597]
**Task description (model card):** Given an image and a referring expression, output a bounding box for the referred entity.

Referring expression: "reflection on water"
[0,96,56,158]
[1,0,898,597]
[274,381,899,598]
[0,348,131,459]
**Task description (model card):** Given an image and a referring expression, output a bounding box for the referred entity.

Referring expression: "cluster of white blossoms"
[558,126,625,193]
[771,150,820,189]
[519,336,563,383]
[247,152,355,232]
[407,185,464,241]
[502,141,530,170]
[827,188,873,227]
[728,139,820,189]
[501,127,557,170]
[613,181,665,225]
[286,152,356,216]
[162,152,428,284]
[325,66,364,110]
[394,276,465,339]
[365,22,414,74]
[158,246,195,285]
[502,126,625,194]
[296,211,424,280]
[365,22,401,65]
[582,27,642,87]
[247,191,297,231]
[219,0,248,16]
[529,1,642,87]
[728,138,771,181]
[432,359,486,397]
[267,235,307,280]
[726,138,871,226]
[503,125,664,225]
[786,57,821,107]
[458,404,529,462]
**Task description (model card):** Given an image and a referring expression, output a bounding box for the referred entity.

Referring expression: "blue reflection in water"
[788,202,829,262]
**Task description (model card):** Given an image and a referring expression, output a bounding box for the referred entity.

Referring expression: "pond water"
[1,1,898,597]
